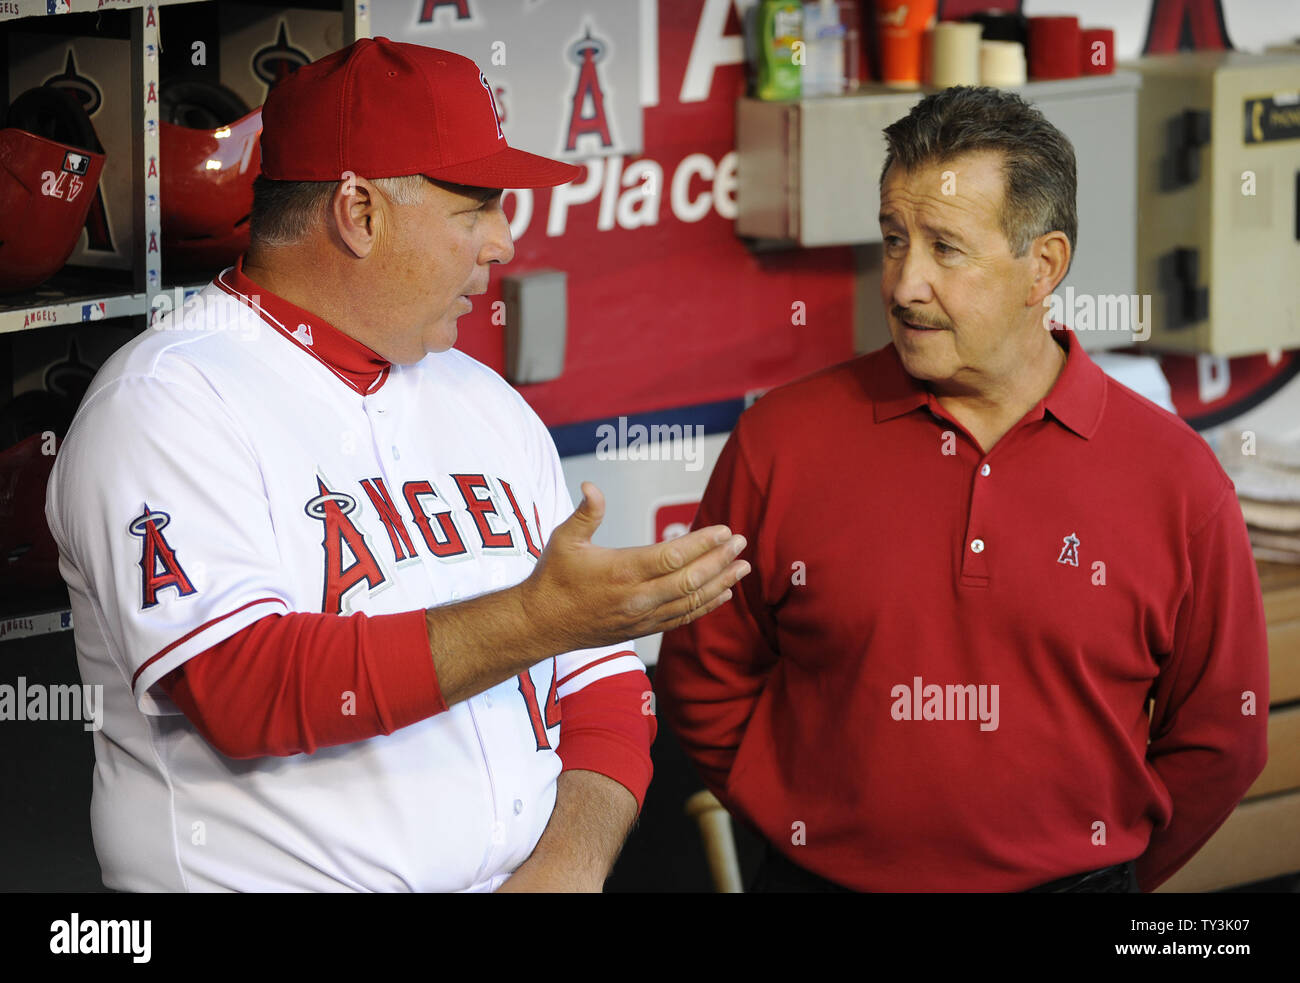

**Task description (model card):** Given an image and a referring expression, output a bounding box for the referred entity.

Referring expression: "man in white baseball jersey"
[44,38,750,893]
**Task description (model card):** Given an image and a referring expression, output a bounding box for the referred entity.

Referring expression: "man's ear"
[331,175,382,259]
[1025,231,1071,310]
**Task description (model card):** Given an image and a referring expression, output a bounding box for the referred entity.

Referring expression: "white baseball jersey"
[44,267,645,892]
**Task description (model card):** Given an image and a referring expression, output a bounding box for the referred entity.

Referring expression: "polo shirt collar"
[872,325,1107,439]
[214,256,391,396]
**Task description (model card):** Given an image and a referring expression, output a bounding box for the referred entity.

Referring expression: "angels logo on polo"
[128,505,197,609]
[564,27,614,153]
[1058,532,1081,567]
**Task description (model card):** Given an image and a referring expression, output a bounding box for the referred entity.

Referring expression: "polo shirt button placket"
[961,451,993,585]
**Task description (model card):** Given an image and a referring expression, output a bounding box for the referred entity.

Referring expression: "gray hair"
[249,174,430,247]
[880,86,1076,269]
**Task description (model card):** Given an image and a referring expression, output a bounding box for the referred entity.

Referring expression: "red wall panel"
[451,0,857,428]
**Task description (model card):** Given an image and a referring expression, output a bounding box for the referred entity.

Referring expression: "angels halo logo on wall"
[252,22,312,96]
[564,27,615,154]
[44,48,102,116]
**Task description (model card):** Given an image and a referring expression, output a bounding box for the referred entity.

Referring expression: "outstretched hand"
[520,482,750,654]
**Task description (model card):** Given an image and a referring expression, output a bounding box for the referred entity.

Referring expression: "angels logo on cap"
[478,71,504,140]
[259,37,579,189]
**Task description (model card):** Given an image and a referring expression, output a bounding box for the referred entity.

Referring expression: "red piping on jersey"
[556,670,657,811]
[214,258,391,395]
[556,650,635,688]
[132,596,285,692]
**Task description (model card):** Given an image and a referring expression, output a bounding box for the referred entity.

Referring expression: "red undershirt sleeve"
[555,670,656,811]
[1137,486,1270,891]
[157,609,446,759]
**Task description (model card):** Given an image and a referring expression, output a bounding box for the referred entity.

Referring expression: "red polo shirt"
[656,328,1269,892]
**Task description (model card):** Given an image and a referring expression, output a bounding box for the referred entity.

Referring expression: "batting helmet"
[159,80,262,273]
[0,389,78,591]
[0,86,106,293]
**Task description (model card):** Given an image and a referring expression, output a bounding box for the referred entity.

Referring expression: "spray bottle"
[756,0,803,101]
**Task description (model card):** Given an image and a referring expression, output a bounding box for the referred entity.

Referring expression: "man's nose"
[889,244,934,308]
[484,210,515,266]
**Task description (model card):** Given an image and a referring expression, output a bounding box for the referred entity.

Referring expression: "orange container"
[878,0,937,88]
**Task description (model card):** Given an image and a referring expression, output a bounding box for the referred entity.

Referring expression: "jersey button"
[970,538,985,553]
[980,463,991,477]
[513,799,523,815]
[483,693,493,708]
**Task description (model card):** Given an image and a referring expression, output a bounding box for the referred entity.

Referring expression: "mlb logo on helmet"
[62,151,89,176]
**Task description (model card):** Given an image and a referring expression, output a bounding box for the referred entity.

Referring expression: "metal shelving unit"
[1,0,363,638]
[1,0,159,336]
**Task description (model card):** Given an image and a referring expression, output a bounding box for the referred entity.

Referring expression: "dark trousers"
[749,844,1140,893]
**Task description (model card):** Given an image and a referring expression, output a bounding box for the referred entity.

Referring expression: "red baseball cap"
[259,37,580,189]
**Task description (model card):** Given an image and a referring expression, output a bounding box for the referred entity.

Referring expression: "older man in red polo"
[656,86,1269,893]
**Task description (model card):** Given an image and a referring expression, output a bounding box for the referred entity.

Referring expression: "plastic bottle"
[802,0,846,97]
[756,0,803,101]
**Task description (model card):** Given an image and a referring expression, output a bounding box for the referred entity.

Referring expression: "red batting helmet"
[0,389,77,591]
[0,86,106,293]
[159,80,262,273]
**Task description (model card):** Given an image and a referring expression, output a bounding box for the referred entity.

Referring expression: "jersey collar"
[872,322,1107,440]
[215,256,391,396]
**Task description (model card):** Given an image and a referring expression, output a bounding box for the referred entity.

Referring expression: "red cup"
[1027,15,1081,80]
[1080,28,1115,75]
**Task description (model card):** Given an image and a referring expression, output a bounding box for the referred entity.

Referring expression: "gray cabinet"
[737,73,1141,350]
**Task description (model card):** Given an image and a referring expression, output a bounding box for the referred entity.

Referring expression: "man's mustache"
[893,307,950,331]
